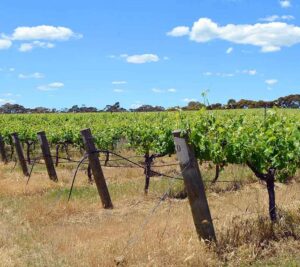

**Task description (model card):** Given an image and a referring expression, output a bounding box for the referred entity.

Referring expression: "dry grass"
[0,160,300,267]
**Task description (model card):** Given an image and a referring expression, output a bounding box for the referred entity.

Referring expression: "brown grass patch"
[0,161,300,266]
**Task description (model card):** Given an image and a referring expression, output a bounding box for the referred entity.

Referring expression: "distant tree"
[166,106,181,111]
[131,105,165,112]
[32,107,51,113]
[0,103,27,114]
[277,94,300,108]
[207,103,223,110]
[103,102,126,112]
[227,99,236,109]
[182,101,205,111]
[69,105,80,113]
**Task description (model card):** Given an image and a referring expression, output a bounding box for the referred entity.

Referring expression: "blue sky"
[0,0,299,109]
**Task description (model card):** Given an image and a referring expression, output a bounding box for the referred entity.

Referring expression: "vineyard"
[0,108,300,266]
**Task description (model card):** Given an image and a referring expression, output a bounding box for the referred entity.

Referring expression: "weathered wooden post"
[81,128,113,209]
[173,130,216,243]
[37,131,58,182]
[11,133,29,176]
[0,135,8,164]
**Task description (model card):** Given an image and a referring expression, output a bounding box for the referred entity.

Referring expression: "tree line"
[0,94,299,114]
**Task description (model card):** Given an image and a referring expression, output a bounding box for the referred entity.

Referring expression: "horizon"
[1,93,298,111]
[1,0,300,109]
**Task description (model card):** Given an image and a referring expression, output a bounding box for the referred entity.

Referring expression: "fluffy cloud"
[259,15,294,22]
[167,26,190,37]
[152,88,163,93]
[19,41,55,52]
[12,25,81,41]
[203,72,213,76]
[265,79,278,85]
[0,25,81,52]
[112,81,127,85]
[37,82,64,91]
[125,54,159,64]
[204,69,257,77]
[19,72,44,79]
[130,102,142,109]
[203,71,235,77]
[243,69,257,75]
[168,17,300,52]
[152,88,177,93]
[183,98,197,102]
[279,0,291,8]
[0,39,12,50]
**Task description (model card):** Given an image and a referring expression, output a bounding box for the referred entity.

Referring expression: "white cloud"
[282,15,295,20]
[226,47,233,54]
[0,25,81,52]
[243,69,257,75]
[221,73,234,77]
[205,69,257,77]
[19,41,55,52]
[9,68,15,72]
[12,25,81,41]
[152,88,164,93]
[1,93,21,98]
[203,71,234,77]
[152,88,177,93]
[19,72,44,79]
[125,54,159,64]
[261,46,281,52]
[183,98,197,102]
[2,93,13,97]
[265,79,278,85]
[37,82,64,91]
[259,15,294,22]
[48,82,64,88]
[279,0,291,8]
[168,17,300,52]
[0,98,15,104]
[0,39,12,50]
[109,54,160,64]
[112,81,127,85]
[203,71,213,76]
[130,102,142,109]
[167,26,190,37]
[113,89,124,93]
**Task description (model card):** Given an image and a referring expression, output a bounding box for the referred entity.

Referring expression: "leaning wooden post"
[80,128,113,209]
[11,133,29,177]
[37,131,58,182]
[173,130,216,243]
[0,135,8,164]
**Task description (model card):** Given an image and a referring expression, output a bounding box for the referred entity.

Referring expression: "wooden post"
[0,135,8,164]
[80,128,113,209]
[11,133,29,176]
[173,130,216,243]
[37,131,58,182]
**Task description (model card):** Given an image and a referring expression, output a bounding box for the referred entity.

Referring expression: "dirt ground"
[0,159,300,267]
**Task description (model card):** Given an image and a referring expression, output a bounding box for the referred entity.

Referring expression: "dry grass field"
[0,157,300,267]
